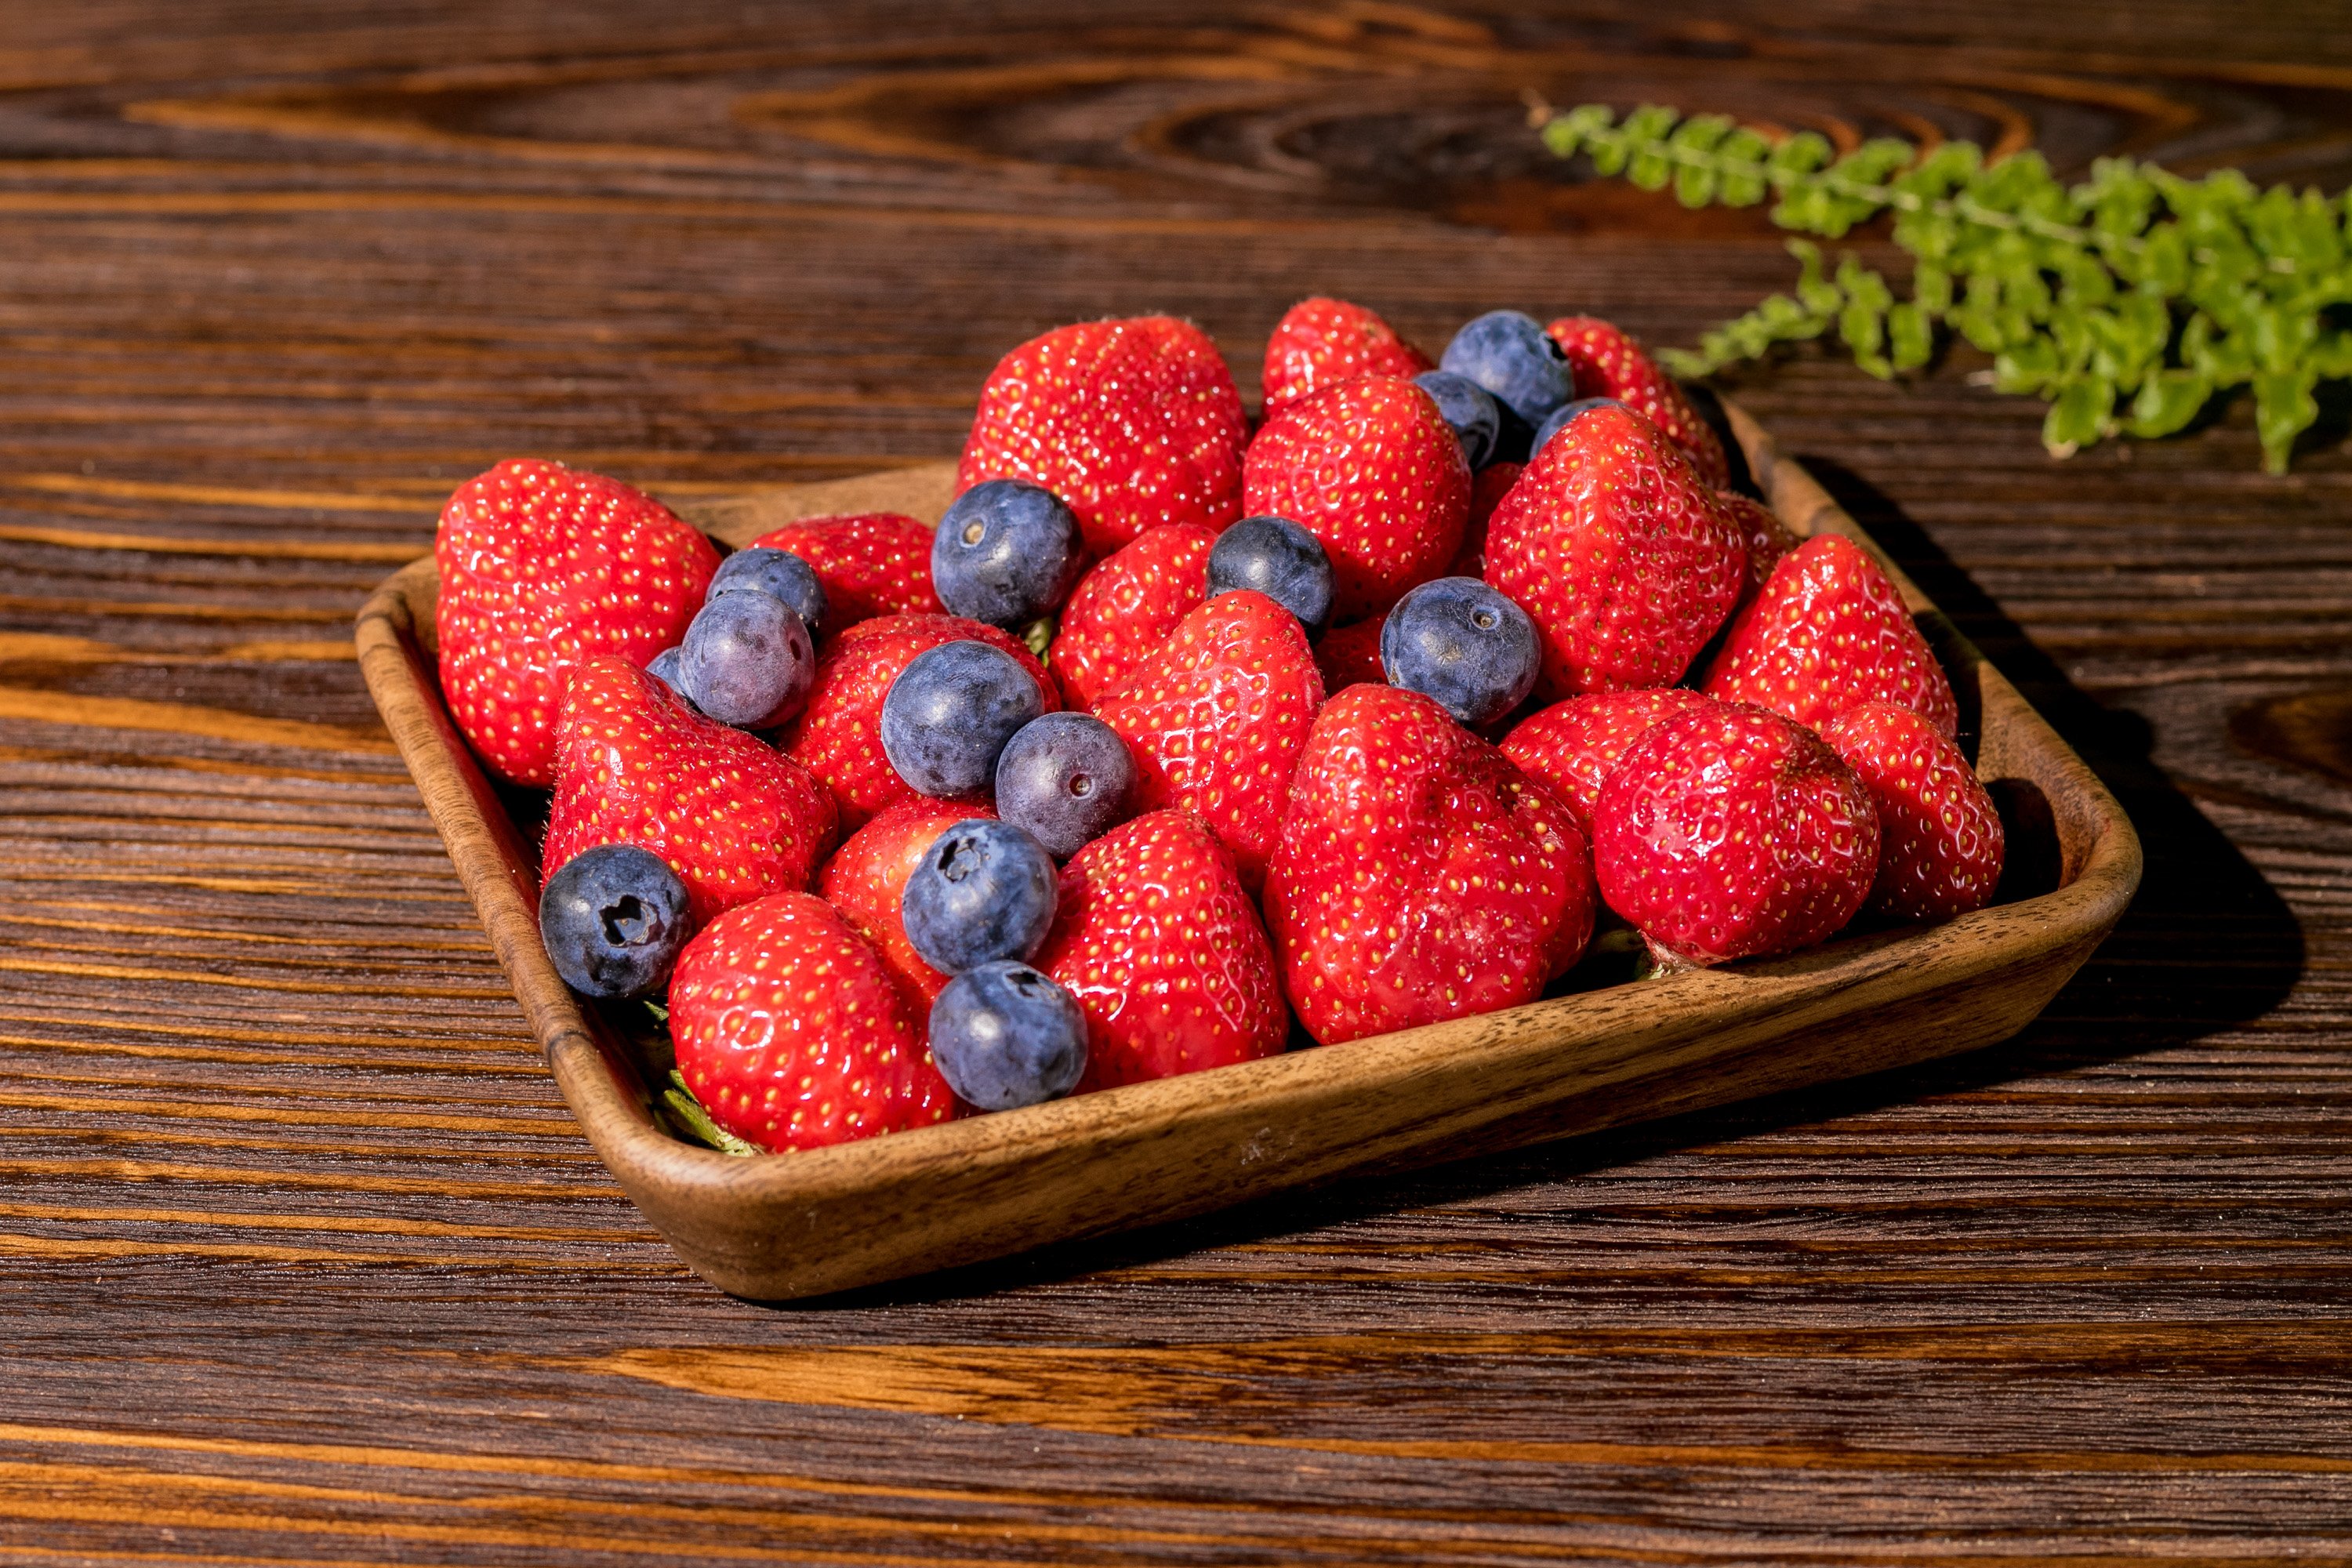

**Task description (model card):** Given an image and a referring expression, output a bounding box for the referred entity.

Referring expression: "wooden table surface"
[6,3,2349,1561]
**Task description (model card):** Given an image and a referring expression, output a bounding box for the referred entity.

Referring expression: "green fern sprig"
[1537,103,2352,473]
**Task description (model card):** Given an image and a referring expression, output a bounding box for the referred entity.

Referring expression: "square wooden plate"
[356,405,2141,1301]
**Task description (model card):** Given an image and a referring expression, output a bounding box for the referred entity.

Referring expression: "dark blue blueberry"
[879,639,1045,797]
[538,844,692,1000]
[1205,514,1334,631]
[645,644,685,696]
[994,712,1134,858]
[901,819,1059,975]
[1411,370,1502,470]
[709,546,827,635]
[932,479,1086,630]
[1531,397,1631,458]
[927,960,1088,1110]
[1379,576,1541,726]
[1437,310,1573,426]
[678,589,814,729]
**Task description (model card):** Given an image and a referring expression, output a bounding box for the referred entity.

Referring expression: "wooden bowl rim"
[354,402,2142,1251]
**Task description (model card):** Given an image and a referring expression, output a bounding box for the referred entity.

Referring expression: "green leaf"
[1717,128,1773,204]
[1888,300,1934,370]
[1994,338,2060,394]
[1912,263,1954,314]
[1541,103,1616,160]
[2129,370,2213,437]
[2042,378,2116,456]
[1022,615,1055,659]
[2310,328,2352,380]
[2253,368,2320,474]
[1767,131,1834,182]
[1789,240,1840,314]
[662,1071,762,1156]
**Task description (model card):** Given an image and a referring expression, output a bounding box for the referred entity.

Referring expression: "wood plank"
[0,2,2346,1561]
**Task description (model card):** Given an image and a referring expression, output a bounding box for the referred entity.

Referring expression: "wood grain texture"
[2,2,2348,1561]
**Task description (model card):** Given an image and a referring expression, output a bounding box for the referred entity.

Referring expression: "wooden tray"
[355,406,2142,1301]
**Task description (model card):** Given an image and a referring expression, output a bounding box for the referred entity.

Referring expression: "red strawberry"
[1092,590,1323,891]
[543,656,837,925]
[746,511,942,628]
[819,795,997,1016]
[1544,316,1731,489]
[667,892,956,1152]
[1500,688,1716,837]
[1243,375,1470,622]
[1261,297,1434,416]
[780,613,1058,834]
[1312,613,1388,694]
[434,458,718,786]
[1719,492,1801,600]
[1701,534,1958,739]
[1820,701,2005,923]
[1034,810,1288,1092]
[1265,684,1595,1045]
[1446,459,1523,579]
[956,315,1248,557]
[1591,702,1878,967]
[1483,403,1745,699]
[1045,523,1212,710]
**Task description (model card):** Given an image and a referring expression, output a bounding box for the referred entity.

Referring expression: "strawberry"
[1312,613,1388,694]
[1701,534,1959,739]
[956,315,1248,557]
[746,511,942,628]
[1499,688,1717,838]
[1045,523,1212,711]
[818,795,997,1017]
[1719,492,1801,600]
[1446,459,1523,579]
[1820,701,2005,923]
[1544,316,1731,489]
[1243,375,1470,622]
[780,612,1058,834]
[543,656,837,925]
[1265,684,1595,1045]
[1092,590,1323,891]
[1034,810,1288,1092]
[1261,297,1434,416]
[667,892,956,1152]
[1591,701,1878,967]
[434,458,718,786]
[1483,402,1745,700]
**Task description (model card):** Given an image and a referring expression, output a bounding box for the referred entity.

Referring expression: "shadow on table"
[768,459,2307,1313]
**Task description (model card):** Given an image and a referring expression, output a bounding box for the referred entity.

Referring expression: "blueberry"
[678,589,814,729]
[879,639,1046,797]
[995,712,1134,858]
[933,479,1086,630]
[1438,310,1573,426]
[927,960,1088,1110]
[538,844,692,1000]
[710,546,827,635]
[1206,514,1334,631]
[1379,576,1541,725]
[1411,370,1502,470]
[645,644,685,696]
[901,818,1059,975]
[1532,397,1630,458]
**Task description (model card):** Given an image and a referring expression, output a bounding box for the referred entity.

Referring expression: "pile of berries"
[434,301,2005,1156]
